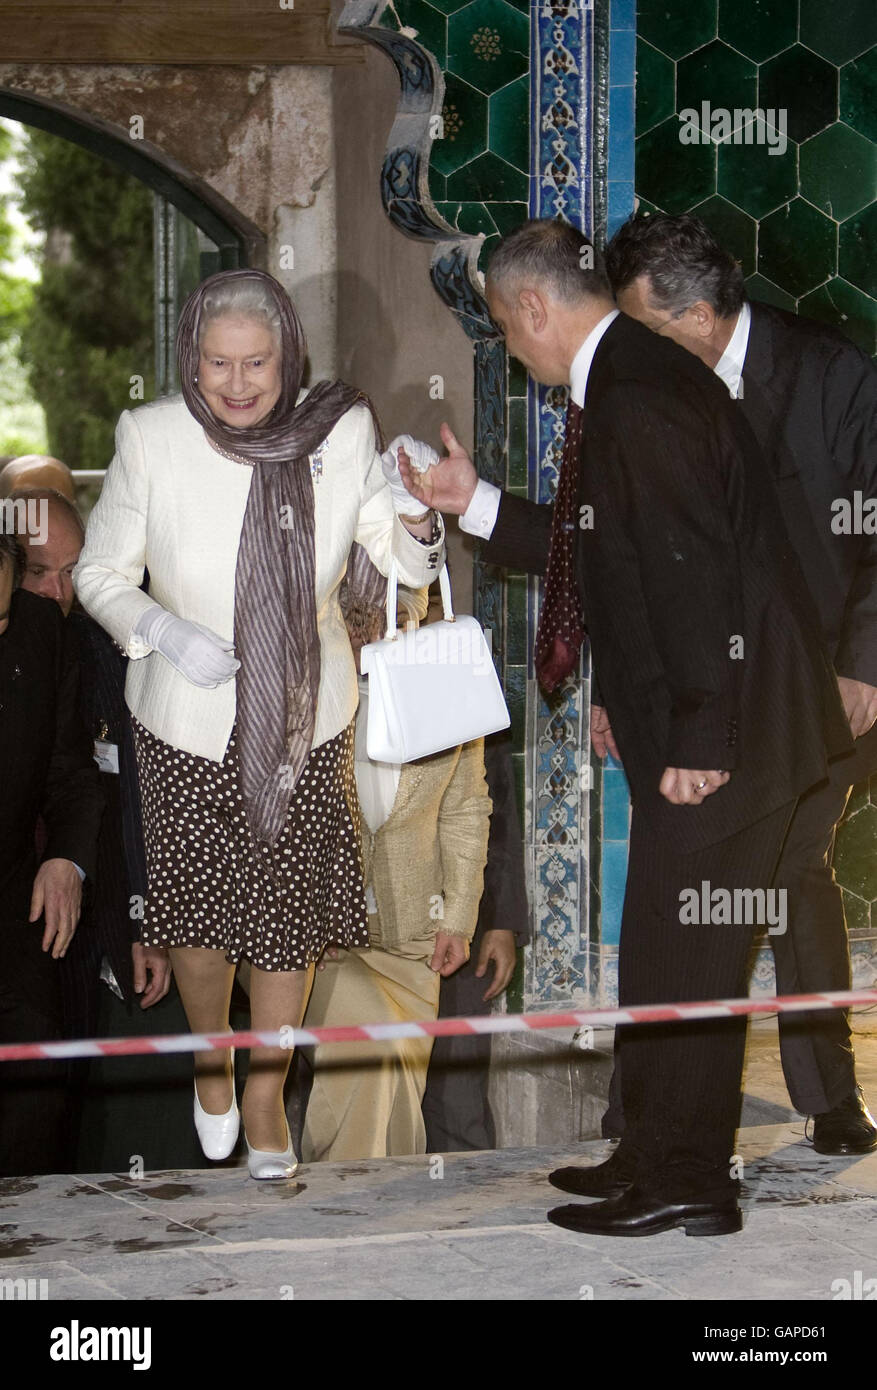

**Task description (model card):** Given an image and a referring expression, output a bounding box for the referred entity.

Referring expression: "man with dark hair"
[0,530,104,1175]
[399,216,853,1237]
[604,212,877,1155]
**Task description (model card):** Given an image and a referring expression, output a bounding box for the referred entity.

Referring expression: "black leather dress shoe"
[549,1149,637,1199]
[547,1183,742,1238]
[811,1088,877,1155]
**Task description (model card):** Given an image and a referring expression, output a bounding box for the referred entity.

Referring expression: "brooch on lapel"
[310,439,328,482]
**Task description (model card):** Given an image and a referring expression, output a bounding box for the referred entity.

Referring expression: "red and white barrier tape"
[0,988,875,1064]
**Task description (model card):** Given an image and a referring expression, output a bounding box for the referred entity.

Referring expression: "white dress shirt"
[713,300,751,400]
[460,310,620,540]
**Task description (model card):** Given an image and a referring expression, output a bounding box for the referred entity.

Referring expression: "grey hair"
[486,218,612,307]
[604,214,745,318]
[197,275,283,346]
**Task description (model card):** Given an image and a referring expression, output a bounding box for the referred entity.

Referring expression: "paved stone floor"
[1,1017,875,1301]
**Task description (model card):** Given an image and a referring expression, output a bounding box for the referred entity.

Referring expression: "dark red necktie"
[534,400,586,692]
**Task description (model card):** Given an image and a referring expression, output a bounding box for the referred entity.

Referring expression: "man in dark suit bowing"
[398,218,853,1238]
[0,531,104,1176]
[604,213,877,1156]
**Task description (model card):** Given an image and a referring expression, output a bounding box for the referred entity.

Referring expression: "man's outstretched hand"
[398,423,478,516]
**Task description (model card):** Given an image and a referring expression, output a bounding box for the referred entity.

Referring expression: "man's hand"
[590,705,620,762]
[660,768,730,806]
[398,424,478,516]
[429,930,469,978]
[837,676,877,739]
[475,928,516,1001]
[30,858,82,958]
[132,942,171,1009]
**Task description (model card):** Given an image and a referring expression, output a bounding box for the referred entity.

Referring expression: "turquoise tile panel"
[447,0,529,96]
[599,840,629,947]
[490,75,529,171]
[798,278,877,356]
[799,0,877,67]
[840,49,877,144]
[759,197,838,298]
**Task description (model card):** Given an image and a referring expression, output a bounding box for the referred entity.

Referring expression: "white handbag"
[359,558,510,763]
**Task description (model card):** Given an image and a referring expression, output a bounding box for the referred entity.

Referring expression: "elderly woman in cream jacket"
[73,269,443,1180]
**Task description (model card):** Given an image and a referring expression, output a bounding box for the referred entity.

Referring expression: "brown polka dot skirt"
[131,716,369,972]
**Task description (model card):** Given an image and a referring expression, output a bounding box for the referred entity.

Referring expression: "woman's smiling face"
[198,315,282,428]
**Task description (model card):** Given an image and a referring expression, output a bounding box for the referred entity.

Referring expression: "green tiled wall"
[635,0,877,354]
[380,0,529,269]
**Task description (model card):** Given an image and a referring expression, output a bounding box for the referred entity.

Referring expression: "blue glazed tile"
[611,0,636,30]
[608,92,636,182]
[601,768,631,841]
[600,841,629,946]
[607,181,636,237]
[610,28,636,81]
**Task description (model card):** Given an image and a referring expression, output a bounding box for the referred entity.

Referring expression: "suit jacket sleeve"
[437,738,492,942]
[482,492,553,575]
[824,345,877,686]
[606,381,743,771]
[42,618,105,881]
[352,405,445,589]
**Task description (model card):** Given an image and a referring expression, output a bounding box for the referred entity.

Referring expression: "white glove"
[381,434,439,515]
[133,603,240,688]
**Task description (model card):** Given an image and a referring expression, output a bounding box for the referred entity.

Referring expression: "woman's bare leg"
[243,964,314,1151]
[169,946,236,1114]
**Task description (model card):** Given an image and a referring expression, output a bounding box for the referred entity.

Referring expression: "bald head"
[8,487,84,617]
[0,456,76,502]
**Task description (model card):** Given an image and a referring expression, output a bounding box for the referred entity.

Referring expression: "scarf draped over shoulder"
[176,268,387,846]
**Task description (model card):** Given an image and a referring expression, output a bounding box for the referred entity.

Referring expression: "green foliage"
[0,333,47,456]
[0,124,32,346]
[14,129,155,470]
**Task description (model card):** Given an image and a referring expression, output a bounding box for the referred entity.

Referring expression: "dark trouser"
[0,918,68,1178]
[614,801,795,1202]
[421,921,498,1153]
[75,976,207,1175]
[604,728,877,1139]
[770,724,877,1112]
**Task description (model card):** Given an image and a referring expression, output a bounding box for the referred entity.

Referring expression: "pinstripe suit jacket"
[485,313,853,852]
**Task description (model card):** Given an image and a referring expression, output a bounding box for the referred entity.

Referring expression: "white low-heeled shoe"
[193,1051,240,1161]
[246,1125,298,1180]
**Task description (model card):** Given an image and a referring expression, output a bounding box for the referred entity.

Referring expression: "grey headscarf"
[176,268,386,846]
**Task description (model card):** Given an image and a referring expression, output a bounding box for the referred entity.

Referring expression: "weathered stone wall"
[332,46,476,613]
[0,62,339,377]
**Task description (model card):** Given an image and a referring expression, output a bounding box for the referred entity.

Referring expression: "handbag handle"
[385,555,454,640]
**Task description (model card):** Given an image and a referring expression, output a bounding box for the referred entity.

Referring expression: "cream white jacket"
[73,393,444,762]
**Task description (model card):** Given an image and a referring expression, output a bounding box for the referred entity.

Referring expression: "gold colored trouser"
[301,932,440,1162]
